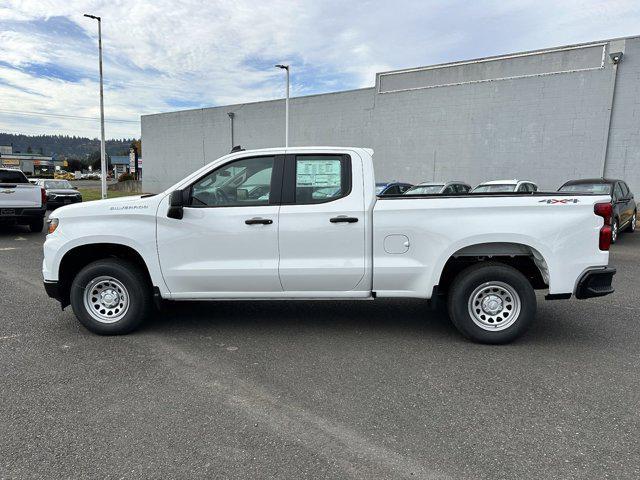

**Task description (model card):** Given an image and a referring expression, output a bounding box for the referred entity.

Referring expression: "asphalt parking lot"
[1,220,639,479]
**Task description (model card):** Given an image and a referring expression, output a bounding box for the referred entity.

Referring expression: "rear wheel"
[70,259,152,335]
[447,263,536,344]
[29,217,44,232]
[626,211,636,233]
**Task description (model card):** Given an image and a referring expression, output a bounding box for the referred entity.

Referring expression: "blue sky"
[0,0,639,138]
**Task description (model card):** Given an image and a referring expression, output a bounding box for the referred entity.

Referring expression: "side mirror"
[73,186,78,190]
[167,189,188,219]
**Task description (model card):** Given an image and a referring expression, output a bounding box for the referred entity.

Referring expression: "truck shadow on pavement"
[140,298,460,340]
[132,297,600,346]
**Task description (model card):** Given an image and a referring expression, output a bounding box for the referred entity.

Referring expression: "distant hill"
[0,133,136,158]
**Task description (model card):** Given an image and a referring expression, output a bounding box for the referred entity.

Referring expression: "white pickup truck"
[43,147,616,343]
[0,168,46,232]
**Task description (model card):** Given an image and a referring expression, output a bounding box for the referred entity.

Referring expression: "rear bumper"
[0,206,45,224]
[575,267,616,299]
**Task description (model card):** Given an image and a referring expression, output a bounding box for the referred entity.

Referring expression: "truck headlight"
[47,218,59,234]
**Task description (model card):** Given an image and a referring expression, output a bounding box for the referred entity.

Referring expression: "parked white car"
[0,168,46,232]
[404,181,471,195]
[472,179,538,193]
[43,147,615,343]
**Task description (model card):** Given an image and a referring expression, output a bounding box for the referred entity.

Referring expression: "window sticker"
[296,160,341,188]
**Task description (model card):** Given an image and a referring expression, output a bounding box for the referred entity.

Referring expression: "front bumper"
[43,280,68,309]
[575,267,616,299]
[47,197,82,208]
[44,280,61,301]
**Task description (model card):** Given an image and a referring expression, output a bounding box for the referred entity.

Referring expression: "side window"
[454,184,469,194]
[190,156,274,207]
[614,183,624,200]
[398,185,411,194]
[620,182,630,197]
[294,155,350,204]
[442,185,456,195]
[385,185,400,195]
[517,183,528,192]
[531,184,538,192]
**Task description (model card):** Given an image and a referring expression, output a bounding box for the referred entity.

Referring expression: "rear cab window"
[559,183,612,194]
[0,170,28,184]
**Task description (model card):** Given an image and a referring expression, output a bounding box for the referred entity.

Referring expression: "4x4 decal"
[538,198,579,204]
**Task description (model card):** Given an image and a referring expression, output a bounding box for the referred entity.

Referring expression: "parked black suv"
[559,178,636,243]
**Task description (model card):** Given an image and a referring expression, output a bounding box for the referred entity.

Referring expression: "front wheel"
[447,263,536,344]
[70,259,152,335]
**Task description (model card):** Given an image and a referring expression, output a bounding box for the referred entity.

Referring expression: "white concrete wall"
[143,37,640,195]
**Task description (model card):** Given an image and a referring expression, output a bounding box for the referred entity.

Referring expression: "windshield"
[404,185,444,195]
[0,170,28,184]
[375,184,388,194]
[559,183,611,194]
[44,180,73,189]
[472,184,516,193]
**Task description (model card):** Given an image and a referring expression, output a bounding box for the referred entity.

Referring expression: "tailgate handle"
[245,217,273,225]
[330,216,358,223]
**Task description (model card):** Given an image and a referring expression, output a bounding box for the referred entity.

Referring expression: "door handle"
[245,217,273,225]
[330,215,358,223]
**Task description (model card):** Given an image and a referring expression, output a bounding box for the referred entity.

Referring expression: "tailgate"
[0,184,41,208]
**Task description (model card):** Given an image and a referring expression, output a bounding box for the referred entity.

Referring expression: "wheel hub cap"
[481,295,503,315]
[100,289,120,308]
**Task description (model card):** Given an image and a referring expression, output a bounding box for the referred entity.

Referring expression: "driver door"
[156,155,284,297]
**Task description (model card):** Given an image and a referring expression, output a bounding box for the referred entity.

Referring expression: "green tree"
[88,150,111,171]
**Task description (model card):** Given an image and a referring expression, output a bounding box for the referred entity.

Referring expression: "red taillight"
[599,225,612,251]
[594,202,612,225]
[594,202,613,251]
[41,187,47,206]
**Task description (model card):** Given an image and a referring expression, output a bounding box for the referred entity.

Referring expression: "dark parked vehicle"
[404,181,471,195]
[559,178,636,243]
[376,182,413,196]
[35,179,83,209]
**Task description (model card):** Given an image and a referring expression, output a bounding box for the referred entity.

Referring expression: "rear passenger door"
[277,153,366,293]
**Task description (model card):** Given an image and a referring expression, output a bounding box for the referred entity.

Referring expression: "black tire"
[29,217,44,233]
[70,259,152,335]
[447,262,536,344]
[625,210,636,233]
[611,218,619,244]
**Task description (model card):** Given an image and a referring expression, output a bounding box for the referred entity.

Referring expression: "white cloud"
[0,0,638,138]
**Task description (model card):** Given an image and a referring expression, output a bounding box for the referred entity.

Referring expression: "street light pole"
[275,64,289,147]
[84,14,107,199]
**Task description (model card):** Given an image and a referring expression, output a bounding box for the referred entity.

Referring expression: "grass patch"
[78,188,142,202]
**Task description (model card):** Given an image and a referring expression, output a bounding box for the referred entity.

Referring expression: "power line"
[0,108,139,124]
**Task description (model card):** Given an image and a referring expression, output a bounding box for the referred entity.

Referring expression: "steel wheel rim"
[83,276,130,324]
[468,281,521,331]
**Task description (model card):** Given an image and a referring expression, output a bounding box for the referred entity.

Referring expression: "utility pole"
[84,14,107,199]
[275,64,290,147]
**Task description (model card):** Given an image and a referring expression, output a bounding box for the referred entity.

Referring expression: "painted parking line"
[0,247,18,251]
